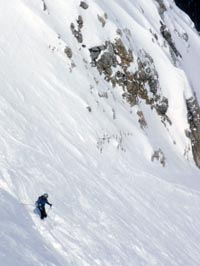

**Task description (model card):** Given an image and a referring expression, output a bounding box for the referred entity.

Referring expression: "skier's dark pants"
[38,206,47,219]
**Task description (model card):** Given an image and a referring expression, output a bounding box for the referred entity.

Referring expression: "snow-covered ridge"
[1,0,200,265]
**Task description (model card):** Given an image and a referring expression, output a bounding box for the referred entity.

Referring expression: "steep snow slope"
[0,0,200,265]
[164,2,200,100]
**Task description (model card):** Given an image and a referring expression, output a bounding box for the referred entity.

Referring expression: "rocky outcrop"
[89,38,169,121]
[80,1,88,9]
[70,16,84,43]
[186,95,200,168]
[64,46,73,59]
[160,22,182,59]
[68,4,200,169]
[155,0,167,16]
[42,0,47,11]
[137,111,147,129]
[137,50,159,95]
[89,45,106,64]
[97,14,107,27]
[156,97,169,115]
[151,149,166,167]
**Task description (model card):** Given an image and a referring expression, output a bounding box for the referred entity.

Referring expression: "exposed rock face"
[154,2,182,63]
[155,0,167,16]
[89,38,169,121]
[137,50,159,95]
[137,111,147,129]
[151,149,166,167]
[68,3,200,169]
[80,1,88,9]
[89,45,106,63]
[64,46,73,58]
[160,22,182,58]
[156,97,169,115]
[97,14,106,27]
[77,15,83,29]
[42,0,47,11]
[70,15,84,43]
[88,33,200,168]
[96,51,116,75]
[186,95,200,168]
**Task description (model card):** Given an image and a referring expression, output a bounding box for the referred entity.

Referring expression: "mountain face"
[1,0,200,265]
[175,0,200,31]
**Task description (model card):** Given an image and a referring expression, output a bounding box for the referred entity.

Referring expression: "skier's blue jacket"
[36,196,51,208]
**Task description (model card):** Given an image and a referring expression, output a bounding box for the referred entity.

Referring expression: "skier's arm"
[46,199,52,207]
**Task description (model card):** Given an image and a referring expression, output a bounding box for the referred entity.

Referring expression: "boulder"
[80,1,89,9]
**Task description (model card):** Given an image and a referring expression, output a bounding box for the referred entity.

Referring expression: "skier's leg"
[40,207,46,219]
[43,208,47,218]
[37,207,42,219]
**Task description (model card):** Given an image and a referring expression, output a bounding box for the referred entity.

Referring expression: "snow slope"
[0,0,200,265]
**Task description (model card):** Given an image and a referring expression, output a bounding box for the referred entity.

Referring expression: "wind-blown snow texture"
[1,0,200,265]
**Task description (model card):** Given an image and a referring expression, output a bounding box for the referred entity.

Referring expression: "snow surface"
[0,0,200,265]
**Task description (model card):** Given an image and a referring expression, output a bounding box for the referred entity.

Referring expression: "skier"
[36,193,52,219]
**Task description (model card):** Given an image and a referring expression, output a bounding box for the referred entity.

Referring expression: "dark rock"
[186,95,200,168]
[70,23,75,31]
[89,39,164,117]
[42,0,47,11]
[151,148,166,167]
[64,46,73,58]
[101,51,116,67]
[137,111,147,129]
[155,0,167,15]
[89,45,106,62]
[86,106,92,112]
[70,18,83,43]
[115,39,133,66]
[137,70,147,81]
[123,92,138,106]
[156,97,169,115]
[116,28,123,36]
[149,79,158,94]
[75,31,83,43]
[77,15,83,29]
[96,51,117,75]
[80,1,89,9]
[137,50,159,95]
[97,15,106,27]
[182,33,189,42]
[160,22,182,58]
[70,15,84,43]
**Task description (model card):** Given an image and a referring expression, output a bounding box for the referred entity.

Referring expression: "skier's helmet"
[43,193,48,199]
